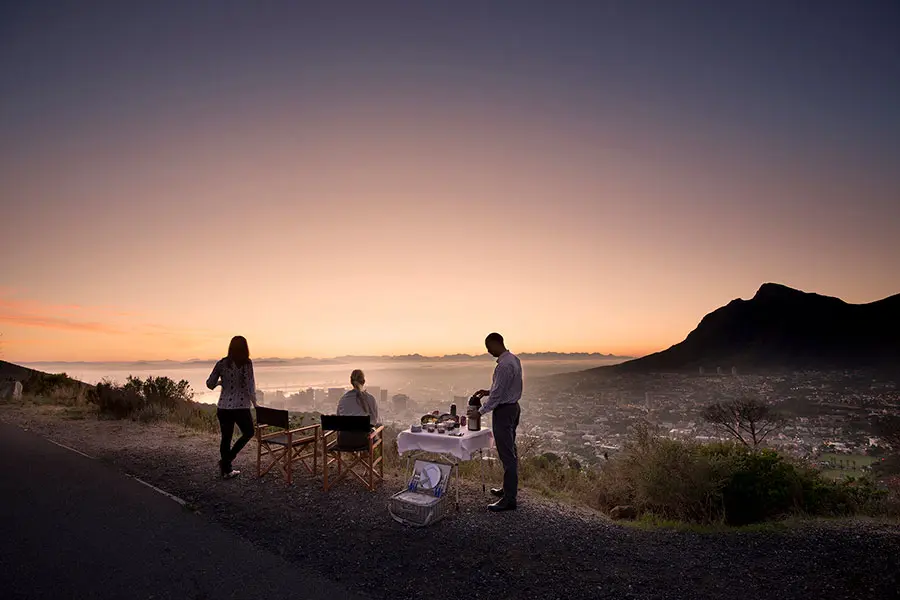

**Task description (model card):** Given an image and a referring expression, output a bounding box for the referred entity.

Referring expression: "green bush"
[714,447,802,525]
[595,426,733,523]
[877,476,900,518]
[171,402,219,433]
[88,375,195,420]
[133,376,192,410]
[636,439,732,523]
[89,380,145,418]
[134,403,170,423]
[592,424,886,525]
[22,372,88,404]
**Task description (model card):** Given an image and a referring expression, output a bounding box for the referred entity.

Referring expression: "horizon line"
[14,351,637,365]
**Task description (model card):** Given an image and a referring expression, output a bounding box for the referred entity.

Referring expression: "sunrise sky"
[1,1,899,362]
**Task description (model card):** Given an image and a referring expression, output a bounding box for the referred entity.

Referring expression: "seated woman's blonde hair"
[350,369,369,414]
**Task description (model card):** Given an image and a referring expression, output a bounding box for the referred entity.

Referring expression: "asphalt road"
[0,423,369,600]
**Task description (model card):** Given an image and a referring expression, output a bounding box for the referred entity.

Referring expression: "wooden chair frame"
[256,420,320,485]
[322,425,385,492]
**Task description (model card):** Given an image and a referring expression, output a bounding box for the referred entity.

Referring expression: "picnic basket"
[388,460,452,527]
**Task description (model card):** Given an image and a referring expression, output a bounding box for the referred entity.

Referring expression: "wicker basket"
[388,460,453,527]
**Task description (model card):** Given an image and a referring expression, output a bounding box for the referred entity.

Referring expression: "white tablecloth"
[396,428,494,461]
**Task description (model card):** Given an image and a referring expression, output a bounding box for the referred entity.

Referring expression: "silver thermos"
[467,393,482,431]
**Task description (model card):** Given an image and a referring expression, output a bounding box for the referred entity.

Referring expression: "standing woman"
[206,336,258,479]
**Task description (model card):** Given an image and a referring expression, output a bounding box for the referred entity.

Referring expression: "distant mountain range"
[20,352,631,368]
[583,283,900,374]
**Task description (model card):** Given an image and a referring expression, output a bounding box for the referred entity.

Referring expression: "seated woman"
[335,369,380,448]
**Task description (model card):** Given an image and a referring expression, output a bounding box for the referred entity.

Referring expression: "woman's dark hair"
[227,336,251,367]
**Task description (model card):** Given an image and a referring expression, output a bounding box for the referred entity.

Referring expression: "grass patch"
[61,406,91,420]
[818,453,880,480]
[819,453,879,469]
[625,513,728,534]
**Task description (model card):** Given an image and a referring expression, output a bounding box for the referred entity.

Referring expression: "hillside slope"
[0,360,38,381]
[598,283,900,373]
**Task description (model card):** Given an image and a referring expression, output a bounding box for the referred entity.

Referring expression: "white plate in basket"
[418,464,443,490]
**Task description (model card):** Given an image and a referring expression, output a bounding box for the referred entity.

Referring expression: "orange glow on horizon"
[0,281,894,363]
[3,99,898,363]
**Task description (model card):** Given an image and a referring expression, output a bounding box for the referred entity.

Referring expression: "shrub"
[88,375,194,420]
[638,439,733,522]
[381,425,402,471]
[877,476,900,518]
[800,472,885,517]
[132,376,192,410]
[134,403,170,423]
[593,427,733,523]
[23,372,73,395]
[22,372,88,405]
[712,447,803,525]
[171,402,219,433]
[89,380,146,418]
[591,423,886,525]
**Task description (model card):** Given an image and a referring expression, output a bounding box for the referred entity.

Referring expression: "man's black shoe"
[490,488,505,498]
[488,498,517,512]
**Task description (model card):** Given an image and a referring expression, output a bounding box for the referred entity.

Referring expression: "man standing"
[469,332,523,512]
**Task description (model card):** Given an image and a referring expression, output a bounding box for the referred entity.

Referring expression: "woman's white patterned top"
[206,358,256,410]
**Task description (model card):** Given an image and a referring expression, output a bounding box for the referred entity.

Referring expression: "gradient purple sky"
[1,1,899,361]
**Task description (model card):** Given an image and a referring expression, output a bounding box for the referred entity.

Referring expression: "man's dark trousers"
[492,402,521,502]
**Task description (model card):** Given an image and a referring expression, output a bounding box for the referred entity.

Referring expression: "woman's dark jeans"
[217,408,254,473]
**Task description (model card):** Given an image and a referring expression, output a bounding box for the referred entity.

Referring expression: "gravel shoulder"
[3,405,899,600]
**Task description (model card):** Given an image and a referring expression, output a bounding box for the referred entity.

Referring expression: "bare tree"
[703,398,785,449]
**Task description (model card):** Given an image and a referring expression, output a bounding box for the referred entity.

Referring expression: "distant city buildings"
[288,388,315,410]
[327,387,345,407]
[367,386,381,405]
[246,368,892,466]
[392,393,409,411]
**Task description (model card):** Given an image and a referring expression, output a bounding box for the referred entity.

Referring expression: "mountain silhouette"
[602,283,900,373]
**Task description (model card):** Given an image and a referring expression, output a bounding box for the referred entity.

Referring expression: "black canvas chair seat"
[335,443,369,452]
[336,430,370,452]
[321,415,372,433]
[265,432,317,447]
